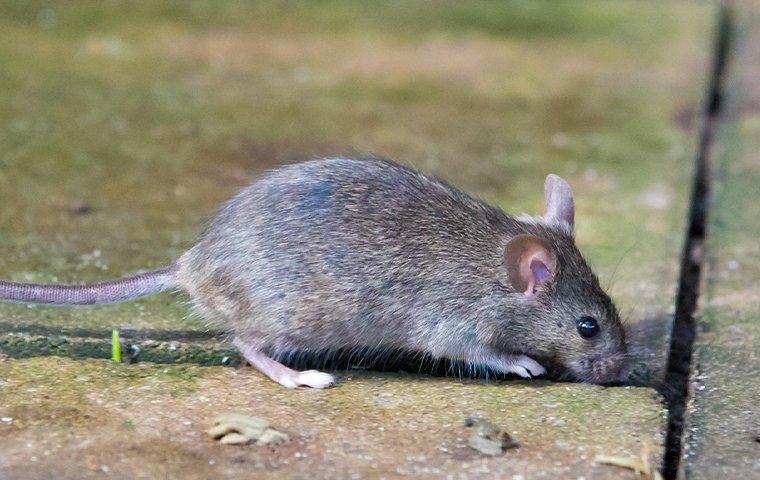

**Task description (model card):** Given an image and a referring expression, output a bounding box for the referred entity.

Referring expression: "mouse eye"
[576,316,600,339]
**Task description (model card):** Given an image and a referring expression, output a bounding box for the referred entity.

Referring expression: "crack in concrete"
[660,6,735,479]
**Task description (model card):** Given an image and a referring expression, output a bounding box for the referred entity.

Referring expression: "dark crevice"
[0,321,226,342]
[661,6,734,480]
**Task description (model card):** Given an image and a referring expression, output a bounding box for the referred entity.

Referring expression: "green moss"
[0,332,238,366]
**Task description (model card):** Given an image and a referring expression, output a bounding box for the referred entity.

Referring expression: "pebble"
[465,417,519,456]
[208,413,290,446]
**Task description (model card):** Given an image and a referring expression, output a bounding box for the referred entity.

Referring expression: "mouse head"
[503,174,629,383]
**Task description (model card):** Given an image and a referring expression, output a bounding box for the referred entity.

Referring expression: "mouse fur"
[177,157,628,385]
[0,157,629,387]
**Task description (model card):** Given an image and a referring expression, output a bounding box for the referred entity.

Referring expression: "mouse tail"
[0,264,178,306]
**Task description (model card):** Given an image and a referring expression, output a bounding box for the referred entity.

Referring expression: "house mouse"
[0,157,629,388]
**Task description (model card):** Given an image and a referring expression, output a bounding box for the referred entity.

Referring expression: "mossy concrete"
[0,2,716,476]
[0,356,665,479]
[0,330,237,366]
[681,8,760,477]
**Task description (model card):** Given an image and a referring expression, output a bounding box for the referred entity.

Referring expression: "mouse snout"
[578,354,629,384]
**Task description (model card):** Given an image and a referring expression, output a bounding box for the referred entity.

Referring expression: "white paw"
[487,354,546,379]
[277,376,299,389]
[517,355,546,377]
[296,370,335,389]
[510,365,531,378]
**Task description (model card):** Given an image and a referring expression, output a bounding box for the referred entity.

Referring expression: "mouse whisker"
[602,235,642,294]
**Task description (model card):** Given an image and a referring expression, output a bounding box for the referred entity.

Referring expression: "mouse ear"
[504,235,557,297]
[544,174,575,232]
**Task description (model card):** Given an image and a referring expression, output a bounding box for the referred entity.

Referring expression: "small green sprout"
[112,329,121,363]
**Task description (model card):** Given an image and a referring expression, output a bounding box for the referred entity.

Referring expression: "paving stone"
[681,7,760,477]
[0,357,665,479]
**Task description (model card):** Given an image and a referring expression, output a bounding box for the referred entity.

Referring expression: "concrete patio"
[0,2,755,478]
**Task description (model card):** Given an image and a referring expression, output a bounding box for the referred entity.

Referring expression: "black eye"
[576,316,600,339]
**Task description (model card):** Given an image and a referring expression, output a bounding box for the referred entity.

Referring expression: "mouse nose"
[588,355,627,383]
[616,361,632,382]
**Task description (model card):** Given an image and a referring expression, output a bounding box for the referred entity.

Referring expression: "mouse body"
[0,157,629,388]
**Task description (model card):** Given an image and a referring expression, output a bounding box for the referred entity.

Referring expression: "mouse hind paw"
[296,370,335,389]
[233,338,335,389]
[274,370,334,389]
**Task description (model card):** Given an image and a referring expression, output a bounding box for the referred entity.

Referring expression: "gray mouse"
[0,157,629,388]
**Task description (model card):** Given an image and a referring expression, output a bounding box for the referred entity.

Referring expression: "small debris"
[594,443,662,480]
[465,417,519,456]
[595,455,648,474]
[127,344,141,362]
[84,455,100,471]
[69,200,93,215]
[208,413,290,446]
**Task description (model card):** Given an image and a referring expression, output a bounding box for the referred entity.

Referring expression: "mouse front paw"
[485,354,546,379]
[516,355,546,377]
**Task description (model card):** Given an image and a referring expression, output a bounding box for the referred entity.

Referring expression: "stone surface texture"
[681,7,760,478]
[0,357,664,479]
[0,1,717,478]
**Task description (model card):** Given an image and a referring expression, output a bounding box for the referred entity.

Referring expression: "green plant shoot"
[112,329,121,363]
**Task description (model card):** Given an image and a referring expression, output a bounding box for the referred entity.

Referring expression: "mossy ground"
[0,356,665,479]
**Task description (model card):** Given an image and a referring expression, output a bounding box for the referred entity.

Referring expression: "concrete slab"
[0,357,665,479]
[681,8,760,477]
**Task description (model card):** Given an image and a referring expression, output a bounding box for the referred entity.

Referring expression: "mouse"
[0,157,629,388]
